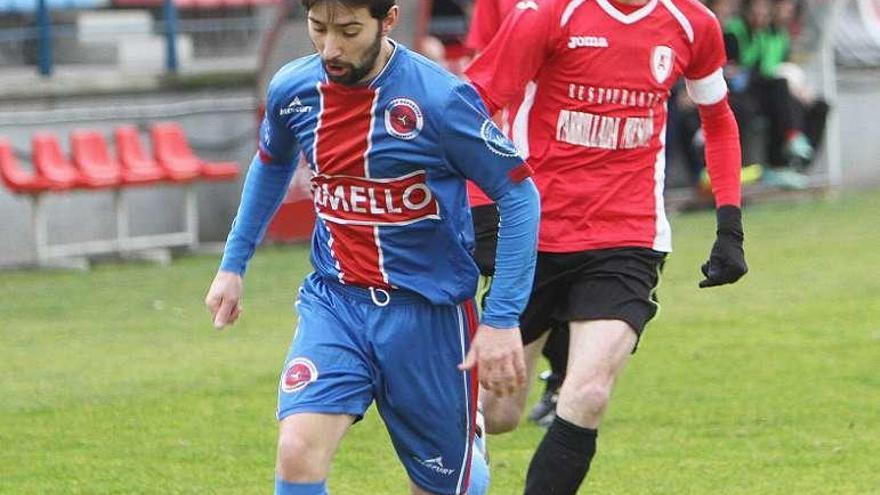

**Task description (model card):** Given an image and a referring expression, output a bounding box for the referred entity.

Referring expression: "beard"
[323,31,383,86]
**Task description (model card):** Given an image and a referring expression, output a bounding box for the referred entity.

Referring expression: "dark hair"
[300,0,396,19]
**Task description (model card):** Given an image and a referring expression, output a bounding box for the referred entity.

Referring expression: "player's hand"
[699,205,748,288]
[459,324,526,396]
[205,270,243,329]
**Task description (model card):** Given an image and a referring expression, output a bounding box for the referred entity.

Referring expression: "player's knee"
[561,381,611,419]
[276,429,328,480]
[484,402,522,434]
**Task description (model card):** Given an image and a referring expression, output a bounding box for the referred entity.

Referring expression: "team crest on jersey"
[651,46,674,84]
[385,98,424,140]
[280,357,318,393]
[480,119,519,157]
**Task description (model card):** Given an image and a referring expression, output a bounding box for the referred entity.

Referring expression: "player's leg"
[522,248,666,495]
[372,299,483,495]
[480,332,547,433]
[275,274,375,495]
[556,320,636,427]
[482,251,567,434]
[275,413,354,493]
[527,323,568,427]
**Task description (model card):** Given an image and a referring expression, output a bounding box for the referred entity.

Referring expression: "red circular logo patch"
[281,357,318,393]
[385,98,423,140]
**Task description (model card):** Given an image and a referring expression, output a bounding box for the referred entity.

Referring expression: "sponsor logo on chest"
[312,170,441,226]
[568,35,609,49]
[556,109,655,150]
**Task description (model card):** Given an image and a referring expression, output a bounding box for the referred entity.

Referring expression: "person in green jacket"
[723,0,828,189]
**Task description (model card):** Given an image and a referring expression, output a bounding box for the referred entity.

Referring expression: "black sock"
[523,416,598,495]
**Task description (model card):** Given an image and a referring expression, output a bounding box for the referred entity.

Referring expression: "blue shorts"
[278,273,479,495]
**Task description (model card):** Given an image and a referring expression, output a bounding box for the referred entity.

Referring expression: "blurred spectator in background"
[674,0,762,195]
[724,0,829,189]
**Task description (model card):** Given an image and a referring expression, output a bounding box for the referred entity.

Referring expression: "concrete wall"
[0,88,257,267]
[835,68,880,189]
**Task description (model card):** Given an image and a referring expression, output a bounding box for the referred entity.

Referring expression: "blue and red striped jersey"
[251,42,531,306]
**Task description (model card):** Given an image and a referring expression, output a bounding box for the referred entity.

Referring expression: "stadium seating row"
[0,122,237,194]
[0,123,240,268]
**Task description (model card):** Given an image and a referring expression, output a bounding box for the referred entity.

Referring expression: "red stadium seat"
[192,0,223,8]
[32,132,80,189]
[114,126,167,185]
[200,160,239,181]
[151,122,238,182]
[0,138,51,193]
[70,130,123,189]
[151,122,203,182]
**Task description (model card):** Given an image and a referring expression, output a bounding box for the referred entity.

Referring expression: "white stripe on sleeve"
[685,68,728,106]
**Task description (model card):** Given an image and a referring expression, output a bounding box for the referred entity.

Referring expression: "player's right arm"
[440,82,540,395]
[205,76,301,329]
[464,0,562,114]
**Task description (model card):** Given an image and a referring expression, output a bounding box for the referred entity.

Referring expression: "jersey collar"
[597,0,658,24]
[367,38,401,89]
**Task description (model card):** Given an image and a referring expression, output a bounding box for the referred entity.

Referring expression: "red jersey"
[465,0,523,208]
[466,0,520,51]
[466,0,731,252]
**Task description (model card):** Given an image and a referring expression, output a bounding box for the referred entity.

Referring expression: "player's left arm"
[442,83,541,394]
[686,13,748,288]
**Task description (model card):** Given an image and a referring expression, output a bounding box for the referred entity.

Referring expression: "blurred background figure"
[674,0,832,193]
[723,0,830,189]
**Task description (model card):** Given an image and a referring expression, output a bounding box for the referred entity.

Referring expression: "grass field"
[2,191,879,495]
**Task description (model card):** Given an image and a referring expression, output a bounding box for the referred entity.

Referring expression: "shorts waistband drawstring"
[369,287,391,307]
[318,275,428,306]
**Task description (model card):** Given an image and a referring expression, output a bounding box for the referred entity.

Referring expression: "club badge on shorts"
[385,98,423,140]
[280,357,319,393]
[651,45,674,84]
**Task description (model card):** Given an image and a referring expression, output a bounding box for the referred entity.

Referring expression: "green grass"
[2,191,880,494]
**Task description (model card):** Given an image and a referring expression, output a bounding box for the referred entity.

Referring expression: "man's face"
[747,0,771,29]
[308,2,384,85]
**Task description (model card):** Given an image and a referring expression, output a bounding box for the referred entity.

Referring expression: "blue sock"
[274,478,327,495]
[468,435,490,495]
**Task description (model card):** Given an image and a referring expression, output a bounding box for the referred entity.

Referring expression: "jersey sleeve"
[440,83,533,201]
[218,77,301,275]
[684,11,727,81]
[464,0,562,115]
[258,76,301,167]
[465,0,502,51]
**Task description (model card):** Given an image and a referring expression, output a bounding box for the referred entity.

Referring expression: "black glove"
[699,205,748,288]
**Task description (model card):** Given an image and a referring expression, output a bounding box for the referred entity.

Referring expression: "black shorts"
[471,204,499,277]
[521,248,666,346]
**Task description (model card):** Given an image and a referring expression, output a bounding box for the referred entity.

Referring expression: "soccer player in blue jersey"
[203,0,540,493]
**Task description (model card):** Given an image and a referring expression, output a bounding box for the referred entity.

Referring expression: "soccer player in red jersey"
[465,0,748,492]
